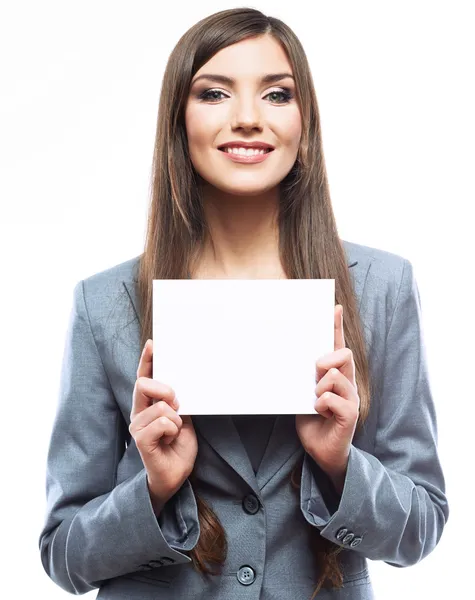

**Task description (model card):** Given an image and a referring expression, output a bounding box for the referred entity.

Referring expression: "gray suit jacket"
[38,240,449,599]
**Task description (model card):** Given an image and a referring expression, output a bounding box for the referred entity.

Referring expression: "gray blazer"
[38,240,449,600]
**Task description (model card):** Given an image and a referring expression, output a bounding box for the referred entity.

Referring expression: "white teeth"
[223,147,269,156]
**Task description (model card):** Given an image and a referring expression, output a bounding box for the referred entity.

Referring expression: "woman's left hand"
[295,304,360,486]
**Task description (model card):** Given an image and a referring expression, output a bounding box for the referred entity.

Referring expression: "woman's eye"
[197,88,294,104]
[199,89,227,102]
[266,89,293,104]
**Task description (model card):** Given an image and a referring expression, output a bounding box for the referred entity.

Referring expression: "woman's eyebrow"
[191,73,295,86]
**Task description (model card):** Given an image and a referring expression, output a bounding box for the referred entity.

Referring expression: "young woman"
[38,7,449,600]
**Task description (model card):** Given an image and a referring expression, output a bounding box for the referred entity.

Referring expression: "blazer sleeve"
[38,280,200,595]
[300,258,449,566]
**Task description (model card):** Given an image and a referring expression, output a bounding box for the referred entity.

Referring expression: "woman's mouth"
[218,147,274,164]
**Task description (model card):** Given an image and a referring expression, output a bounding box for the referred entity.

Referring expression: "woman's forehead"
[194,37,292,80]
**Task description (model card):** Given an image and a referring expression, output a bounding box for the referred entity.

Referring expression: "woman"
[38,7,449,600]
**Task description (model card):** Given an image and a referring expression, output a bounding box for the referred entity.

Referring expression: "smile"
[218,148,274,164]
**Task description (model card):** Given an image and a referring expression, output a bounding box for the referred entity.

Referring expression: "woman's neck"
[191,187,286,279]
[190,261,288,280]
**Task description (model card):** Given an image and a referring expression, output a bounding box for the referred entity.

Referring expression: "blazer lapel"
[192,415,263,497]
[191,413,303,497]
[122,244,370,495]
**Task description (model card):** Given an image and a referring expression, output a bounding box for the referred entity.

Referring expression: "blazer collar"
[123,248,370,496]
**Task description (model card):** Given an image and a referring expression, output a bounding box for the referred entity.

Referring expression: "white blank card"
[152,279,335,415]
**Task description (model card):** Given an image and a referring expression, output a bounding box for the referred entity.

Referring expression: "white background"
[1,1,472,598]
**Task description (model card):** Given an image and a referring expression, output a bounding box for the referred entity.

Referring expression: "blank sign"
[152,278,335,415]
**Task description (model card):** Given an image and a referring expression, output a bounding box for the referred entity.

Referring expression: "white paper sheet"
[152,279,335,415]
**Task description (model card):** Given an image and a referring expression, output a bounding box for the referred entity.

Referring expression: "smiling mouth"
[218,148,274,154]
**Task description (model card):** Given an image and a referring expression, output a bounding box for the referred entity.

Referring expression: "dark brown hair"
[136,7,372,598]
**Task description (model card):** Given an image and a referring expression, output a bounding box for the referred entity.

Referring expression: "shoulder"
[343,239,410,286]
[342,241,421,383]
[343,239,409,272]
[341,240,415,323]
[73,255,141,326]
[82,255,141,289]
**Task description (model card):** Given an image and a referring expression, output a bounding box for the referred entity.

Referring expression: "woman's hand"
[295,305,360,489]
[130,340,198,508]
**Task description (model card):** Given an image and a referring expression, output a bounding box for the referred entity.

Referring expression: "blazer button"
[342,533,355,545]
[335,527,348,541]
[242,494,260,515]
[237,566,256,585]
[350,536,363,547]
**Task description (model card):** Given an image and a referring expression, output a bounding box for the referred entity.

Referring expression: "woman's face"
[185,35,302,197]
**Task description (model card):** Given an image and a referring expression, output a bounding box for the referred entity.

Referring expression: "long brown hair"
[136,7,371,598]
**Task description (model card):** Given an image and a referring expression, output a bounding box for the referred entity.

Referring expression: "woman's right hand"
[130,339,198,507]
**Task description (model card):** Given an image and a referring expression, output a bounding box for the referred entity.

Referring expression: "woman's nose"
[230,98,263,131]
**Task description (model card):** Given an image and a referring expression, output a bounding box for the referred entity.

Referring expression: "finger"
[132,377,178,419]
[316,347,354,384]
[315,367,355,401]
[334,304,345,351]
[137,339,153,380]
[314,397,333,419]
[130,400,182,434]
[315,391,358,426]
[135,416,179,451]
[163,414,194,445]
